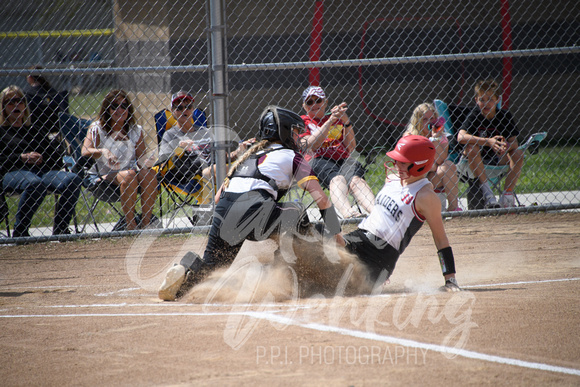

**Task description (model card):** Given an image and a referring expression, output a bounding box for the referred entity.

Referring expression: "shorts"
[343,228,400,283]
[310,157,366,189]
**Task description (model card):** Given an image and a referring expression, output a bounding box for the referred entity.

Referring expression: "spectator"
[158,106,342,301]
[0,85,81,237]
[457,79,523,208]
[299,86,375,218]
[404,102,461,212]
[158,91,254,182]
[341,135,461,291]
[81,89,158,230]
[24,65,68,135]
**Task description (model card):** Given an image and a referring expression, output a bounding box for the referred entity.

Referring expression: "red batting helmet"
[386,135,436,177]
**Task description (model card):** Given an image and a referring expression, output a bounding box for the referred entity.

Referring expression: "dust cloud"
[184,235,374,304]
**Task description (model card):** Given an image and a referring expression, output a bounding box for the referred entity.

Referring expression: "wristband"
[319,205,341,235]
[438,246,456,276]
[343,122,352,127]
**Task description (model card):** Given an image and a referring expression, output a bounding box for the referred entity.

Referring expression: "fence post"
[208,0,228,187]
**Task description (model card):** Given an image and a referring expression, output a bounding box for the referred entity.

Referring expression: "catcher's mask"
[257,105,305,151]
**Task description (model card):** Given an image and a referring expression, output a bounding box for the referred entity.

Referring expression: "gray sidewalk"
[3,190,579,239]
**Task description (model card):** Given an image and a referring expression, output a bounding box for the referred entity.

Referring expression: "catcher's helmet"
[258,106,305,150]
[386,135,436,177]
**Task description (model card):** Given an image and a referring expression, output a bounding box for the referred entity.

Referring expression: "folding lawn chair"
[153,108,214,227]
[59,112,125,232]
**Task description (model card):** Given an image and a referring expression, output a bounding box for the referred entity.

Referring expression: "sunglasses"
[173,104,194,111]
[110,102,129,111]
[305,98,323,106]
[3,98,25,106]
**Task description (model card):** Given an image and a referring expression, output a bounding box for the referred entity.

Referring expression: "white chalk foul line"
[243,311,580,377]
[1,308,579,377]
[462,277,580,288]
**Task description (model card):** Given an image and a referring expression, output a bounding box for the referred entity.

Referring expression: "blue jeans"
[2,169,82,234]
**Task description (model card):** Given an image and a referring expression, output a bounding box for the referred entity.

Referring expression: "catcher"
[158,105,343,301]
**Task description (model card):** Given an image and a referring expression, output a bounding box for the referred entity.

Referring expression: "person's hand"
[178,139,196,151]
[489,135,508,155]
[238,138,256,153]
[101,148,119,169]
[329,102,348,124]
[21,152,43,165]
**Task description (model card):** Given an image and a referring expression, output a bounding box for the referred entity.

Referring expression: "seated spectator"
[24,66,68,135]
[81,89,158,230]
[457,79,523,208]
[158,91,253,182]
[299,86,375,218]
[404,102,461,212]
[0,85,81,237]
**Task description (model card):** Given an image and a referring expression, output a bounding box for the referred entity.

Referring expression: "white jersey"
[359,177,431,254]
[226,144,317,200]
[88,122,142,175]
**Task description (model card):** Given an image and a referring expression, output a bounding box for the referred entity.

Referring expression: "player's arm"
[415,186,461,292]
[294,153,343,244]
[302,178,345,246]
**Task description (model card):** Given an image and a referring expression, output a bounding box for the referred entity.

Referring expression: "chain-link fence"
[1,0,579,242]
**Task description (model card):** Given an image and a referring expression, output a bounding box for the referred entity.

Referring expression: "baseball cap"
[302,86,326,103]
[171,91,194,105]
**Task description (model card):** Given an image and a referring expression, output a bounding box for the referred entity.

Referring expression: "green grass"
[69,90,109,119]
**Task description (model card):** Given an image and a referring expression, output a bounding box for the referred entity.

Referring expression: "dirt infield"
[1,212,579,386]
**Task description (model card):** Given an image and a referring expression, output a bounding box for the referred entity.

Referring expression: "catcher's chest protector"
[231,148,289,199]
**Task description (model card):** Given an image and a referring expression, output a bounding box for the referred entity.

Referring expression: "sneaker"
[480,182,501,209]
[499,191,515,208]
[12,228,30,238]
[53,227,72,236]
[158,264,187,301]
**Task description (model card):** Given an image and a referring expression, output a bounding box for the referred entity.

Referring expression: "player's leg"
[158,191,268,301]
[342,229,397,289]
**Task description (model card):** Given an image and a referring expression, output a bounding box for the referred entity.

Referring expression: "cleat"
[158,264,187,301]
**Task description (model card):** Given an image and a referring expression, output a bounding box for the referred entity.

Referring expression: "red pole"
[500,0,513,108]
[308,1,324,86]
